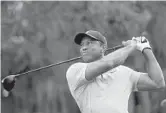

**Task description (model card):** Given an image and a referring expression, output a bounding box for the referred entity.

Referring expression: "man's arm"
[85,41,136,81]
[136,49,165,91]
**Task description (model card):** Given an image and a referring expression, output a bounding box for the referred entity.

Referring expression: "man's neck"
[87,54,104,63]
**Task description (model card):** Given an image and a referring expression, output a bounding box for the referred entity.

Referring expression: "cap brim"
[74,33,97,45]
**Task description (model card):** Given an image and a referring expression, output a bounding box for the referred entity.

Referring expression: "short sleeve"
[66,63,89,93]
[130,69,142,91]
[120,65,141,92]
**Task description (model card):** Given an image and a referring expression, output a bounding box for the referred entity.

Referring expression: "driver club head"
[2,75,16,92]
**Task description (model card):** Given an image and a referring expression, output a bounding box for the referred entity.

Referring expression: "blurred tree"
[1,1,166,113]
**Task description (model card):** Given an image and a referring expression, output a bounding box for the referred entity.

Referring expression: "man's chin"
[82,59,91,63]
[82,56,93,63]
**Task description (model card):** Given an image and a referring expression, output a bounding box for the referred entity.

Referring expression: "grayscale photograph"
[1,1,166,113]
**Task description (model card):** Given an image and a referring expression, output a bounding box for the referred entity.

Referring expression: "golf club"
[1,44,124,91]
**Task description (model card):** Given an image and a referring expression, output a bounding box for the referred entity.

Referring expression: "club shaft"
[15,45,124,77]
[15,56,82,77]
[106,45,123,51]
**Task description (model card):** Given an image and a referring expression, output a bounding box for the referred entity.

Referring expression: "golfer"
[66,30,165,113]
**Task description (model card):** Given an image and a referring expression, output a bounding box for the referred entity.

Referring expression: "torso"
[74,65,133,113]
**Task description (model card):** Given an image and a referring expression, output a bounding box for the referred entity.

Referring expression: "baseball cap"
[74,30,107,47]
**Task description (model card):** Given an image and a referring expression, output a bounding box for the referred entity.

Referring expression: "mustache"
[81,51,89,55]
[80,48,96,53]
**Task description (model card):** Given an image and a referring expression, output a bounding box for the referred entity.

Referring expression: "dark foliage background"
[1,1,166,113]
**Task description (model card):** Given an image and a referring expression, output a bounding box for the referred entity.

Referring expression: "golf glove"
[132,36,151,52]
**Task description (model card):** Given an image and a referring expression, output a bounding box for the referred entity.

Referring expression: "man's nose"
[81,46,88,52]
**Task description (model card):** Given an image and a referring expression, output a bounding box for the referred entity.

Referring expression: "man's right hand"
[122,39,137,52]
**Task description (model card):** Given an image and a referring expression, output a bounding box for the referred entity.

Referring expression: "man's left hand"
[132,36,152,53]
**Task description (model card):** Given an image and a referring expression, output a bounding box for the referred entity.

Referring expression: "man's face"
[80,37,104,63]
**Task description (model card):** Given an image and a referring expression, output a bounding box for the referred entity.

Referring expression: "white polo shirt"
[66,62,141,113]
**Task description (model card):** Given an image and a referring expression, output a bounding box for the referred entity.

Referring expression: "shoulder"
[118,65,141,80]
[67,62,87,71]
[118,65,132,71]
[106,65,133,76]
[66,62,87,76]
[117,65,134,75]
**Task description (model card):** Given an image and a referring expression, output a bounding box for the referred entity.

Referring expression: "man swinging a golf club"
[66,30,165,113]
